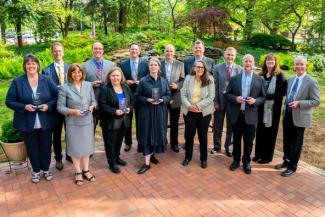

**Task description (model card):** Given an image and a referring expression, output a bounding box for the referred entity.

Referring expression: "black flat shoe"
[275,162,288,170]
[171,144,180,153]
[201,161,207,169]
[252,157,259,162]
[229,161,240,171]
[225,150,232,157]
[281,169,295,177]
[55,160,63,171]
[243,162,252,174]
[109,164,121,174]
[150,155,159,164]
[117,158,127,166]
[182,159,190,166]
[137,164,150,174]
[124,144,131,152]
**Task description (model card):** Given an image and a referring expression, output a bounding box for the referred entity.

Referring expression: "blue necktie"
[286,78,299,112]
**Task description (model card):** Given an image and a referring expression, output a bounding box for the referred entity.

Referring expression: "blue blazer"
[6,74,59,132]
[42,62,69,85]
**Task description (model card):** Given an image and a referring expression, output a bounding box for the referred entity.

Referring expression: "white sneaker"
[31,172,41,183]
[43,171,53,181]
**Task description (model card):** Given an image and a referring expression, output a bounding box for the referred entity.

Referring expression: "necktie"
[131,61,137,80]
[227,65,231,81]
[97,62,102,81]
[286,77,299,112]
[57,65,64,85]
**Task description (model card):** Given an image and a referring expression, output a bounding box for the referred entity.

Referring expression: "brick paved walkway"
[0,131,324,217]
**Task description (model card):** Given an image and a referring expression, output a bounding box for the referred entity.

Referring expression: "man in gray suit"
[275,56,320,177]
[42,42,70,169]
[83,42,116,129]
[160,44,185,152]
[211,47,242,157]
[227,54,265,174]
[184,40,215,75]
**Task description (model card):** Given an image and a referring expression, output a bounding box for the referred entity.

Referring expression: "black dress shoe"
[201,161,207,169]
[229,161,240,171]
[124,144,132,152]
[182,159,190,166]
[281,169,295,177]
[55,160,63,171]
[243,162,252,174]
[252,157,259,162]
[171,144,180,153]
[66,155,73,163]
[116,158,127,166]
[109,164,121,174]
[275,162,288,170]
[137,164,150,174]
[150,155,159,164]
[225,149,232,157]
[257,159,270,164]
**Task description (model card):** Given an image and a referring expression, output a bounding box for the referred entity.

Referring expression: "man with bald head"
[275,56,320,177]
[184,40,215,75]
[160,44,185,152]
[83,42,116,129]
[226,54,265,174]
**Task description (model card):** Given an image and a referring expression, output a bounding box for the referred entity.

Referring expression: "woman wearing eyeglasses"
[181,60,215,169]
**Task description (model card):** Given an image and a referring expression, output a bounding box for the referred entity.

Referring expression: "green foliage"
[154,39,192,55]
[0,43,14,58]
[0,120,23,143]
[0,57,24,79]
[250,33,291,50]
[308,54,325,77]
[237,46,273,66]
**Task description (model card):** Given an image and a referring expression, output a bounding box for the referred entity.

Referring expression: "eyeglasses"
[195,66,205,69]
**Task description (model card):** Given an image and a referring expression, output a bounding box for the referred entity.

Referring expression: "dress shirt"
[241,72,253,110]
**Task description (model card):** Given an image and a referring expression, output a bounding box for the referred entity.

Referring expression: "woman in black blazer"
[6,54,58,183]
[99,67,134,173]
[254,53,287,163]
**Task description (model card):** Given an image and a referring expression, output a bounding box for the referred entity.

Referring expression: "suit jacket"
[213,63,242,110]
[283,74,320,128]
[226,72,266,125]
[5,74,58,132]
[160,59,185,108]
[181,75,215,117]
[119,58,149,93]
[57,81,97,126]
[184,56,215,76]
[83,58,116,101]
[42,62,69,85]
[98,83,134,130]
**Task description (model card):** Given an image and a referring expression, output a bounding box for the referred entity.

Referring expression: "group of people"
[5,40,320,185]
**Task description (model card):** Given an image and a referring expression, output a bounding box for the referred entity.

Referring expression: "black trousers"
[232,113,255,163]
[93,109,101,132]
[213,107,232,150]
[102,126,127,166]
[168,105,181,146]
[22,129,52,173]
[283,110,305,171]
[184,112,211,162]
[52,113,64,161]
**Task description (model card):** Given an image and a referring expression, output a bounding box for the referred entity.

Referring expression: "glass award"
[152,88,160,102]
[32,93,42,110]
[119,98,128,113]
[81,97,90,115]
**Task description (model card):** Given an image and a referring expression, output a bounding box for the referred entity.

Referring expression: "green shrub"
[0,120,23,143]
[237,46,271,66]
[250,33,291,50]
[154,38,192,55]
[308,54,325,77]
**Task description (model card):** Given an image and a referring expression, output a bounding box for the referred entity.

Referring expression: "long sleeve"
[57,86,69,115]
[181,76,192,108]
[5,79,26,113]
[196,77,215,110]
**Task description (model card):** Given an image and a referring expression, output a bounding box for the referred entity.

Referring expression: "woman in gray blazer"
[57,63,97,185]
[181,60,215,169]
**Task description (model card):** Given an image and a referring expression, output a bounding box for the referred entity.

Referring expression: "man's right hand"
[25,104,35,112]
[92,80,102,88]
[236,96,245,104]
[126,80,136,85]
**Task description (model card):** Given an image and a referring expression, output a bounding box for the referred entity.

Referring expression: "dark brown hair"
[67,63,86,83]
[105,67,126,84]
[261,53,281,76]
[190,60,211,87]
[23,54,40,73]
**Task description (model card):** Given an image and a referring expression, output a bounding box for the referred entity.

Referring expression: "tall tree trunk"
[147,0,150,26]
[118,0,127,32]
[63,15,71,38]
[16,20,22,47]
[1,21,6,43]
[242,0,257,40]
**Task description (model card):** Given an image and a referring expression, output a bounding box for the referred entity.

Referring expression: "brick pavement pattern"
[0,131,324,217]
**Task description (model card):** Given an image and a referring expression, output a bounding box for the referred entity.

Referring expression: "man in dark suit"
[184,40,215,75]
[83,42,116,130]
[275,56,320,177]
[160,44,185,152]
[227,54,265,174]
[119,43,149,152]
[42,42,70,170]
[211,47,242,157]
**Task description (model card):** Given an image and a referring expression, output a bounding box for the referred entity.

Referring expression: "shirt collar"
[130,58,139,63]
[296,72,306,81]
[54,61,64,68]
[92,58,103,65]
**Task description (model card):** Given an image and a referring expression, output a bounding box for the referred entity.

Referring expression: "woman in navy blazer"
[6,54,58,183]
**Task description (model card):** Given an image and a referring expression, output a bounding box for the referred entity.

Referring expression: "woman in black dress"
[135,58,171,174]
[254,53,287,163]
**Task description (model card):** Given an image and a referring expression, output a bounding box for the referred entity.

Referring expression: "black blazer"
[98,83,134,130]
[119,59,149,93]
[42,62,70,85]
[6,74,58,132]
[226,72,266,125]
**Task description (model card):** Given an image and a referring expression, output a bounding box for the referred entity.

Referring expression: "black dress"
[135,75,171,156]
[255,72,287,162]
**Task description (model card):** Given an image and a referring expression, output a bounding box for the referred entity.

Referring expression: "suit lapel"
[125,59,132,78]
[287,77,294,96]
[68,82,82,98]
[22,75,33,97]
[160,60,166,78]
[171,61,178,82]
[249,73,257,96]
[50,63,60,84]
[295,75,309,99]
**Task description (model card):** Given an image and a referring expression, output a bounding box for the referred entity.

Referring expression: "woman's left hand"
[39,104,48,112]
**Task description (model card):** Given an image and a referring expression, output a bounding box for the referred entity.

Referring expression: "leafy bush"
[237,46,271,66]
[0,120,23,143]
[154,39,192,55]
[308,54,325,77]
[250,33,291,50]
[0,42,14,58]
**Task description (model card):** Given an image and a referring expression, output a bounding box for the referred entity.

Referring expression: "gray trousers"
[213,107,232,150]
